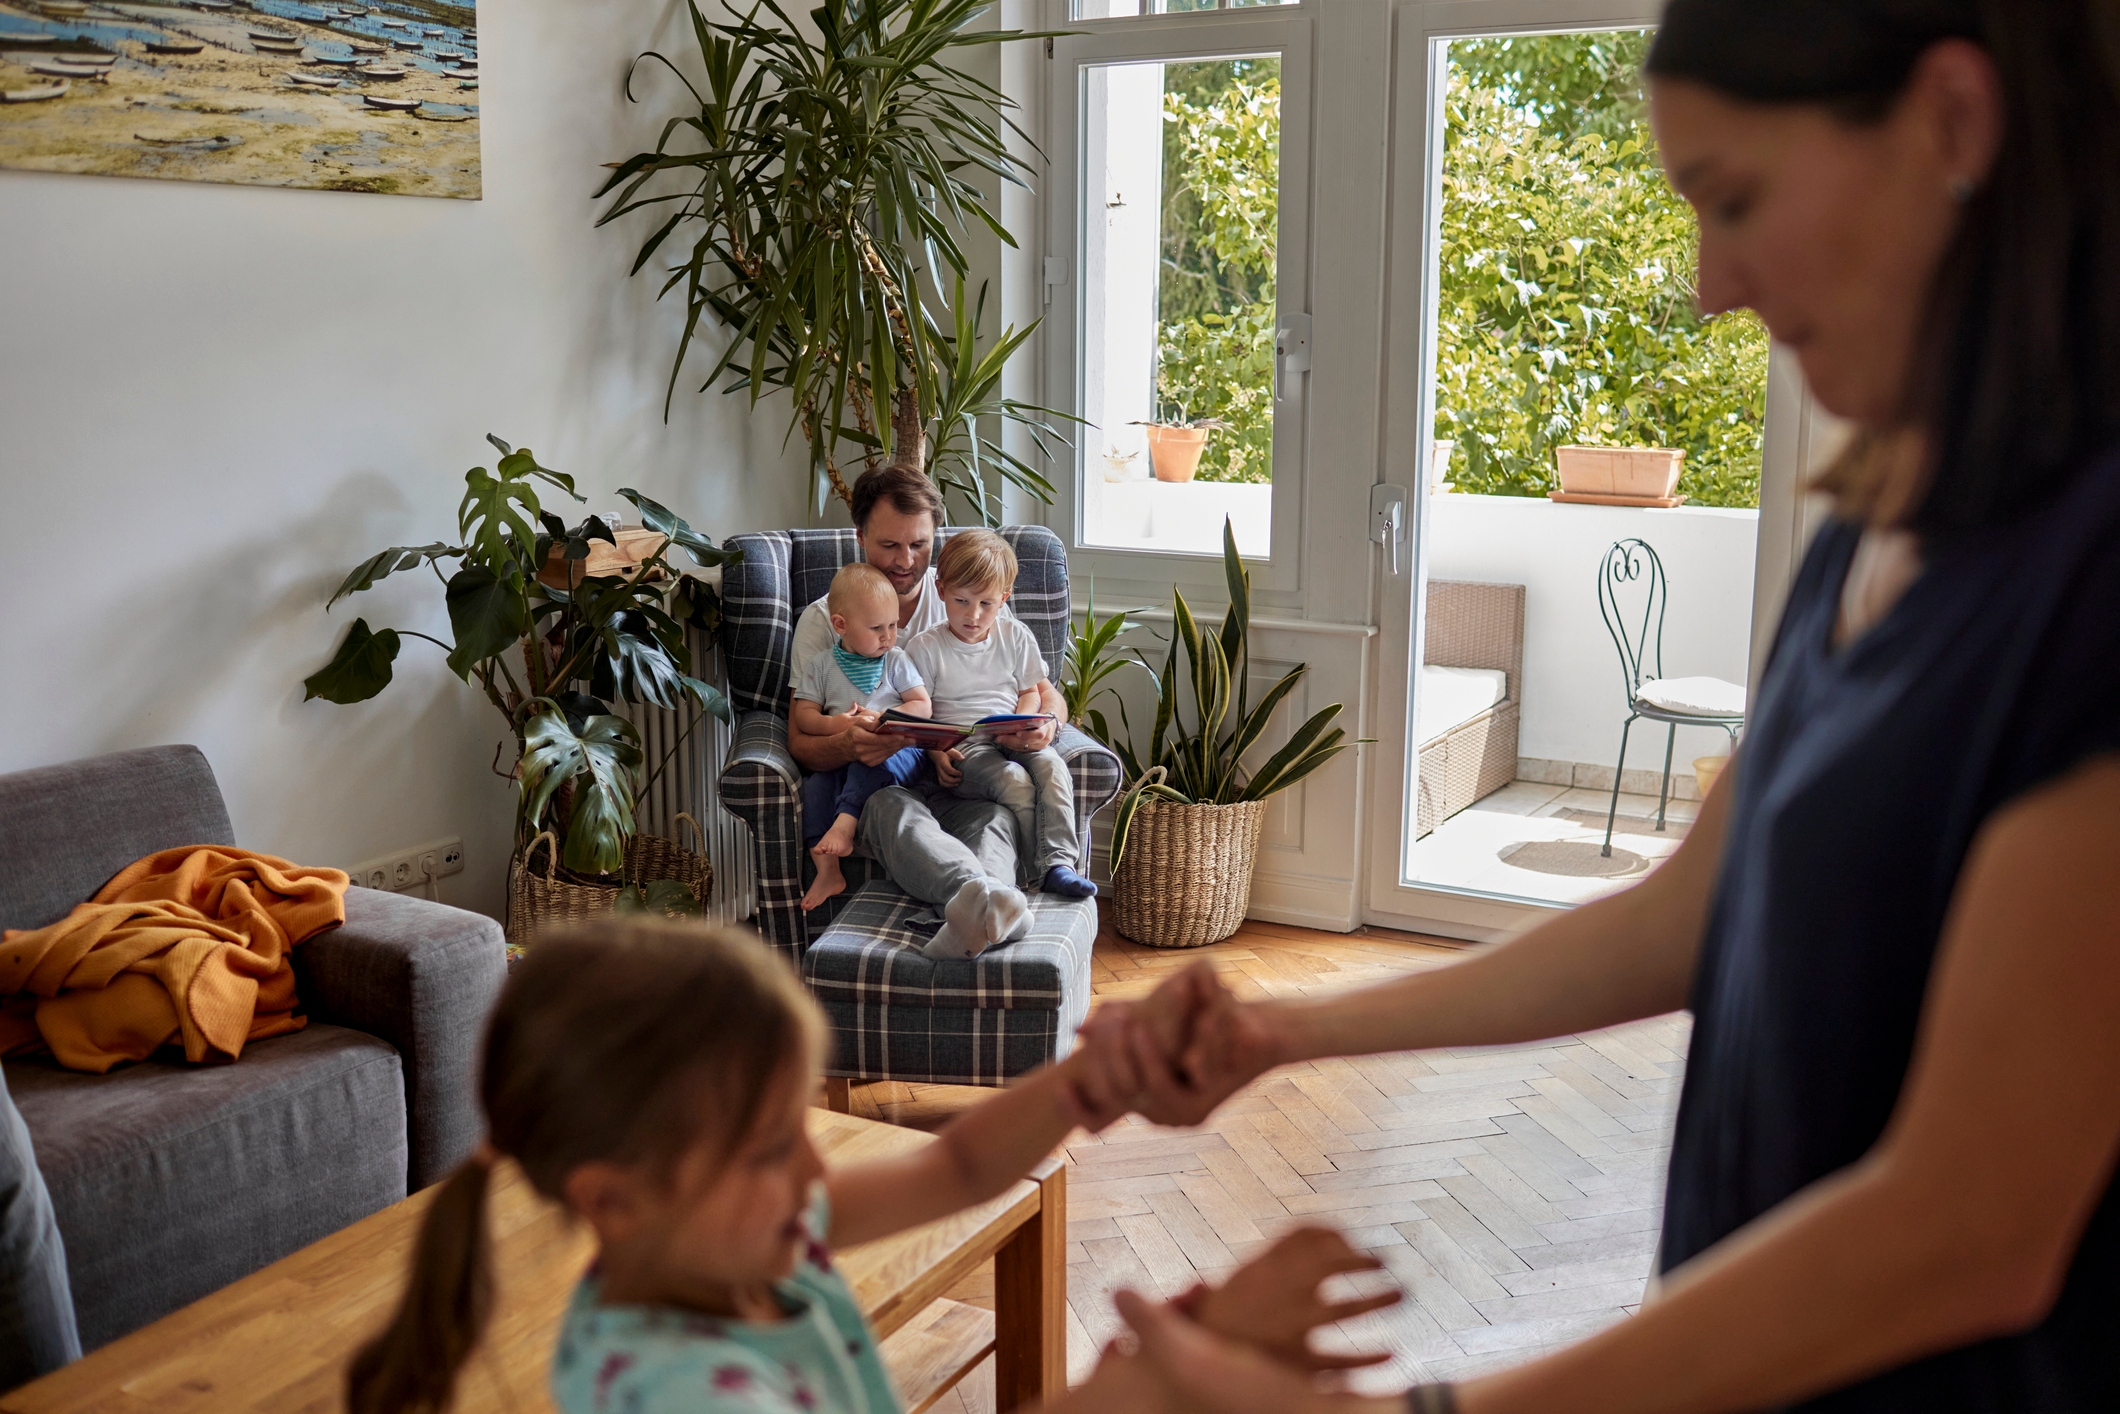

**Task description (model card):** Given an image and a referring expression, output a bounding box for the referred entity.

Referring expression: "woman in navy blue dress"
[1071,2,2120,1410]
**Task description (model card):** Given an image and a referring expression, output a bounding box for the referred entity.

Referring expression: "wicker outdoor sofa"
[1416,580,1526,838]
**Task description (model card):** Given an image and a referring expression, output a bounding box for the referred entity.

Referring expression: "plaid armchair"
[718,525,1123,960]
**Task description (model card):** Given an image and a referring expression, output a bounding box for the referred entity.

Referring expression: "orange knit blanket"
[0,846,349,1073]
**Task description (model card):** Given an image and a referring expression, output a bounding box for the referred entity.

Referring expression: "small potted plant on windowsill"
[1137,402,1226,484]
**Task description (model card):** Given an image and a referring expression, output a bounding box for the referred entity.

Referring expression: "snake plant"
[1108,520,1362,871]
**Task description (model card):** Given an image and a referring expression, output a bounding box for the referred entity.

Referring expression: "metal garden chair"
[1597,537,1745,856]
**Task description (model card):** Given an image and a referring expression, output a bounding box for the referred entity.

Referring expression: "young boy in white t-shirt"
[906,532,1097,955]
[790,563,931,911]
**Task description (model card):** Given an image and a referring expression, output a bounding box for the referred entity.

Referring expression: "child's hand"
[928,748,964,786]
[850,707,882,731]
[1189,1228,1401,1370]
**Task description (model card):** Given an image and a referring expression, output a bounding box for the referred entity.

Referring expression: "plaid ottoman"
[801,886,1098,1086]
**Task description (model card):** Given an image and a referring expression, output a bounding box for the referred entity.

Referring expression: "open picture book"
[875,709,1055,750]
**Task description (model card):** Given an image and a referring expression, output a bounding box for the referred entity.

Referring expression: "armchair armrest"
[1056,725,1122,869]
[719,710,808,961]
[296,890,505,1190]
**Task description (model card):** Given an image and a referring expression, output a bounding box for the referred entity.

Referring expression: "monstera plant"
[305,435,738,879]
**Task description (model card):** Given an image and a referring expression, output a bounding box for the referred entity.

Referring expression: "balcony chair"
[1597,537,1746,856]
[718,526,1122,1092]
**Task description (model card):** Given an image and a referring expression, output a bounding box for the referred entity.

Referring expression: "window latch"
[1275,312,1312,402]
[1043,255,1068,307]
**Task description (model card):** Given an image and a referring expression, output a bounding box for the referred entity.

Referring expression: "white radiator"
[622,632,756,928]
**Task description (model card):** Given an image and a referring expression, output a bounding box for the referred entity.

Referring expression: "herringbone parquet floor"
[848,909,1690,1411]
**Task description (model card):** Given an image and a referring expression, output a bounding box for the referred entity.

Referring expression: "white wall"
[1426,494,1758,770]
[0,0,809,918]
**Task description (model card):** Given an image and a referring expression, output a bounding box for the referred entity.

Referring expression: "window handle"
[1371,484,1407,576]
[1275,312,1312,402]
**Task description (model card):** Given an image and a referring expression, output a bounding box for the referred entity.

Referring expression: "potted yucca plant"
[1107,520,1361,947]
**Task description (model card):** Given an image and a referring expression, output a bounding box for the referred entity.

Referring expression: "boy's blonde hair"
[828,561,898,619]
[934,529,1017,596]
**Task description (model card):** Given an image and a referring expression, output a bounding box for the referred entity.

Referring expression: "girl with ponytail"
[347,919,1397,1414]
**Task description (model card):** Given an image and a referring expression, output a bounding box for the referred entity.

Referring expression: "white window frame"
[1360,0,1815,940]
[1041,0,1314,594]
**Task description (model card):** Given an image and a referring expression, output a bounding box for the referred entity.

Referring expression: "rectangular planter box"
[1556,446,1684,499]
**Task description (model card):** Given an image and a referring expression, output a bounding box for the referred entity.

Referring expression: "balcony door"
[1362,0,1838,940]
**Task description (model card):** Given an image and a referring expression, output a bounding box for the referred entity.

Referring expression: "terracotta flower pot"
[1145,424,1210,483]
[1693,754,1728,798]
[1555,446,1685,499]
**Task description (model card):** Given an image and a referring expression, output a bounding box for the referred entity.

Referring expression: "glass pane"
[1406,30,1767,907]
[1073,1,1145,16]
[1079,55,1280,558]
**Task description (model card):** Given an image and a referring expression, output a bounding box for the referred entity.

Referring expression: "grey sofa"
[718,526,1122,1087]
[0,745,505,1359]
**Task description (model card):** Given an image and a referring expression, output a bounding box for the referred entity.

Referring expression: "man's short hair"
[827,561,897,619]
[934,529,1017,596]
[849,465,945,531]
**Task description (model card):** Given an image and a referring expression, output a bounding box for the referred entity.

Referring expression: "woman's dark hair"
[849,463,945,532]
[345,921,823,1414]
[1649,0,2120,534]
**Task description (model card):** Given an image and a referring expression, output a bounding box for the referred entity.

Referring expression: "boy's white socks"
[923,879,1032,960]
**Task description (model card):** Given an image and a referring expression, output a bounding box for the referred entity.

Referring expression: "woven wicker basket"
[1110,796,1269,949]
[505,815,714,951]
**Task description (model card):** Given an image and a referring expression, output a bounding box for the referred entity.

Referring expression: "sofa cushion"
[802,886,1097,1084]
[0,746,235,932]
[5,1023,407,1350]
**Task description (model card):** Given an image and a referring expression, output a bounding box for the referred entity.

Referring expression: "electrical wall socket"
[348,836,465,894]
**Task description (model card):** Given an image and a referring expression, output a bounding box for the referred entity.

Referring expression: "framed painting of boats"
[0,0,479,199]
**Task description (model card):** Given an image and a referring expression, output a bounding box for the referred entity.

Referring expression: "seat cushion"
[802,885,1096,1085]
[5,1023,407,1350]
[1636,676,1747,717]
[1417,665,1509,744]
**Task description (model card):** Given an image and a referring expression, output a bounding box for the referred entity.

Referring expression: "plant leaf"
[614,878,705,916]
[444,565,531,680]
[303,619,401,704]
[518,707,642,876]
[327,543,460,608]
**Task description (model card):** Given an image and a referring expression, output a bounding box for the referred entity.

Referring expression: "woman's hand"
[1068,962,1288,1127]
[1116,1290,1405,1414]
[1190,1227,1402,1370]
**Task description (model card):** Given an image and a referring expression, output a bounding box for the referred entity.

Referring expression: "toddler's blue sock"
[1042,864,1098,898]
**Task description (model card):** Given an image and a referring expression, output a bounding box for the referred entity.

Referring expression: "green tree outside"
[1155,59,1279,484]
[1439,33,1768,508]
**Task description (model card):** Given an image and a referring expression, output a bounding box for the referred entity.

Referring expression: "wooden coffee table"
[1,1109,1065,1414]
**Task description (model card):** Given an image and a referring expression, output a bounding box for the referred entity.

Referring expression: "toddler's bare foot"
[802,849,847,912]
[815,814,859,858]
